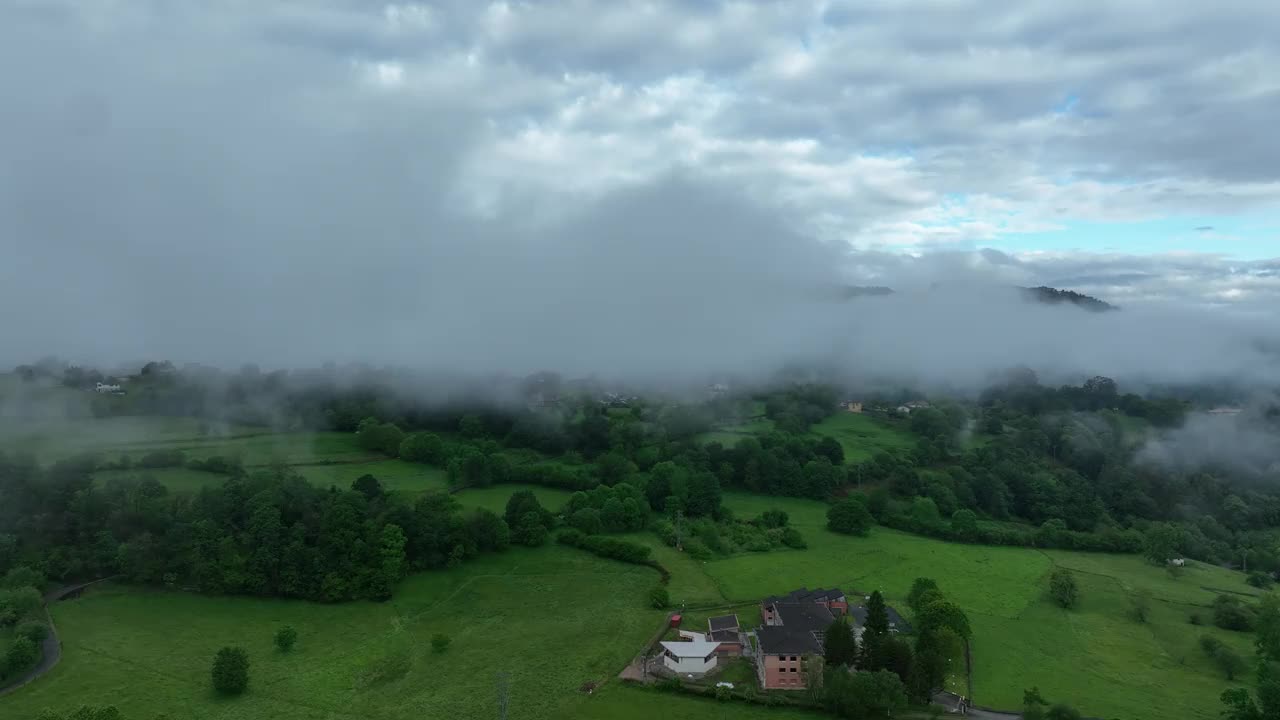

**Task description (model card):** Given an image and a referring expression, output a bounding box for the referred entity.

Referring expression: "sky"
[0,0,1278,381]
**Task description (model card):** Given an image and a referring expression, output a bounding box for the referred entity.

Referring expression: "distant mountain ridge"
[842,284,1116,311]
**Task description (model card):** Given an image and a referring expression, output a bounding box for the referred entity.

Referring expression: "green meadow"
[0,421,1265,720]
[710,492,1260,719]
[807,413,916,462]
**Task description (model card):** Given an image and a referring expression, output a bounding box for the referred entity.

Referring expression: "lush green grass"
[617,534,727,607]
[0,416,266,463]
[452,484,575,515]
[708,491,1262,719]
[1,547,666,720]
[807,413,915,463]
[292,460,450,496]
[94,467,229,493]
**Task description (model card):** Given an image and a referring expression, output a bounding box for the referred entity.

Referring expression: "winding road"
[0,577,116,697]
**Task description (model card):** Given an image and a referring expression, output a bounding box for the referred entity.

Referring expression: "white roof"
[660,639,721,657]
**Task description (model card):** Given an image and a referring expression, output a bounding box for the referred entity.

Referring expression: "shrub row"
[881,513,1144,554]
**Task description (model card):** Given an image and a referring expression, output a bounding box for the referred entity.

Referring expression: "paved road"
[933,691,1023,719]
[0,578,115,697]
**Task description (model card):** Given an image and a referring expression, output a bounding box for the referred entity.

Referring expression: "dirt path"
[0,577,116,697]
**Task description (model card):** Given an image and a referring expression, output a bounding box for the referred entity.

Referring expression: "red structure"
[669,614,682,627]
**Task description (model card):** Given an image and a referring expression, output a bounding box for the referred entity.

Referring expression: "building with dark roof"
[761,587,848,625]
[708,615,739,633]
[849,603,914,634]
[754,601,840,690]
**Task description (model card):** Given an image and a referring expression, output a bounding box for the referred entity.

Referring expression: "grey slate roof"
[762,586,846,605]
[709,629,741,643]
[756,602,837,656]
[708,614,739,632]
[756,625,823,655]
[848,604,914,634]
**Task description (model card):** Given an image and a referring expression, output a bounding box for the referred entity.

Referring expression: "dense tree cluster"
[0,454,510,602]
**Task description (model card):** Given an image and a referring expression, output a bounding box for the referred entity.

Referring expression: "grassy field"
[707,491,1260,719]
[292,460,450,496]
[1,547,665,720]
[453,484,576,515]
[2,415,1265,720]
[94,467,230,493]
[807,413,916,463]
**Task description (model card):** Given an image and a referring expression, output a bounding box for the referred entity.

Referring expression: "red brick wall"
[762,653,806,689]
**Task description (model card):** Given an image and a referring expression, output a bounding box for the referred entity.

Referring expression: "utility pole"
[674,510,684,551]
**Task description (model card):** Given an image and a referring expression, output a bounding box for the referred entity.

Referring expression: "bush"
[2,636,38,678]
[1048,568,1078,609]
[780,527,807,549]
[827,496,874,536]
[16,620,49,643]
[556,530,652,564]
[649,584,670,609]
[1247,571,1273,589]
[211,646,250,696]
[431,634,451,653]
[1212,595,1255,631]
[274,625,297,652]
[1199,635,1245,679]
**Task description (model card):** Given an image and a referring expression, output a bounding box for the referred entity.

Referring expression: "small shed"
[669,614,682,628]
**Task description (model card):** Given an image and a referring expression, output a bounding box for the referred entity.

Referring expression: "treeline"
[0,566,47,685]
[0,454,511,602]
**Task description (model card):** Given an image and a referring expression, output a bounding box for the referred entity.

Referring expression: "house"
[754,601,836,689]
[1207,407,1243,416]
[896,400,930,414]
[762,587,849,623]
[659,638,721,675]
[94,382,124,395]
[849,601,914,634]
[707,614,743,656]
[754,587,913,689]
[844,401,863,413]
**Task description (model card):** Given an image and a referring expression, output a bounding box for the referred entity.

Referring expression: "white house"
[95,382,124,394]
[659,639,720,675]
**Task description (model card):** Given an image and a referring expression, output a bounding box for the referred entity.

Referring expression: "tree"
[1023,687,1049,720]
[823,669,908,719]
[1048,568,1078,609]
[399,432,444,464]
[1045,704,1083,720]
[760,509,789,528]
[951,509,978,539]
[3,636,37,677]
[917,599,971,641]
[859,590,891,670]
[1213,595,1255,631]
[827,496,874,536]
[648,584,670,609]
[1143,523,1181,565]
[823,616,858,667]
[1221,688,1263,720]
[504,491,551,529]
[16,620,49,643]
[511,512,548,547]
[1214,645,1246,680]
[211,646,250,696]
[569,508,603,535]
[351,474,383,500]
[274,625,297,653]
[907,578,940,616]
[431,633,451,653]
